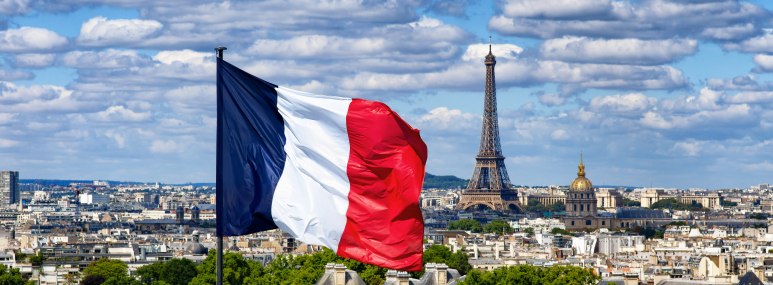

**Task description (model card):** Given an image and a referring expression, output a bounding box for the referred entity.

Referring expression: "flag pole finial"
[215,47,227,59]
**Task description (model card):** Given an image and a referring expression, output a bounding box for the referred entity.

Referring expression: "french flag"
[215,58,427,271]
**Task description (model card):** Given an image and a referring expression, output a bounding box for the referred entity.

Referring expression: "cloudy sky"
[1,0,772,188]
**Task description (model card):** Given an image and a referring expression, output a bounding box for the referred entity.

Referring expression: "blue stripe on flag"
[217,58,285,236]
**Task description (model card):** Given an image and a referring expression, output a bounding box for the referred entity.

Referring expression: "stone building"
[527,187,566,207]
[563,156,615,230]
[640,188,670,208]
[563,156,669,231]
[596,188,623,210]
[680,192,722,210]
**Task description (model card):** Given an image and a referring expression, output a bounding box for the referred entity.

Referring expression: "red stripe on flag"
[338,98,427,271]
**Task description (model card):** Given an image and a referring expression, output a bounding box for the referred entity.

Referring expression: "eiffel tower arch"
[456,45,522,212]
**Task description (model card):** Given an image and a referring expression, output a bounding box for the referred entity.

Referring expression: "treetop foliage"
[460,265,600,285]
[649,198,706,211]
[25,244,598,285]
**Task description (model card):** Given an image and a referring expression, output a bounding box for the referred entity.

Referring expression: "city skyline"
[2,0,773,188]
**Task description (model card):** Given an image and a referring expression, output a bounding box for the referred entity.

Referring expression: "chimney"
[386,270,398,282]
[436,264,448,285]
[623,274,638,285]
[397,271,410,285]
[334,264,346,285]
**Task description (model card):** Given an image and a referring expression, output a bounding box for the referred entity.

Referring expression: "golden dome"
[569,154,593,192]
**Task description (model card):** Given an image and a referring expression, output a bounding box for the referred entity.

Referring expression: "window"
[580,204,584,211]
[586,220,591,225]
[573,205,577,211]
[571,221,575,226]
[602,221,606,225]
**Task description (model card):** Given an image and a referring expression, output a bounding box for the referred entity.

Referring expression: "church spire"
[578,153,585,177]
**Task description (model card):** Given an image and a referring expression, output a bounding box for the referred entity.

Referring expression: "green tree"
[483,220,513,235]
[81,275,105,285]
[525,200,564,214]
[83,259,130,282]
[448,219,483,233]
[102,275,141,285]
[550,228,573,236]
[750,213,768,220]
[29,252,45,266]
[667,221,687,226]
[458,265,599,285]
[135,262,163,284]
[549,202,565,212]
[523,227,534,236]
[422,245,471,275]
[136,258,197,285]
[623,198,640,207]
[190,250,254,285]
[525,199,549,213]
[632,227,664,239]
[0,264,27,285]
[650,198,705,211]
[721,200,738,207]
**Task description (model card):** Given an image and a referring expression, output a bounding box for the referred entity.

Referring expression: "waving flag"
[215,58,427,271]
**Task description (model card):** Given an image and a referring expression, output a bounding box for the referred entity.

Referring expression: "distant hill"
[424,173,468,189]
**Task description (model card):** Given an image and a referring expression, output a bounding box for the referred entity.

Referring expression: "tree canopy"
[37,245,595,285]
[483,220,513,235]
[550,227,573,236]
[623,198,640,207]
[525,199,564,213]
[448,219,483,233]
[0,264,27,285]
[83,259,135,284]
[460,265,600,285]
[650,198,705,211]
[423,245,471,275]
[136,258,197,285]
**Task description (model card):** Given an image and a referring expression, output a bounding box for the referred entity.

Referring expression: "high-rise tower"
[456,45,521,211]
[0,171,19,207]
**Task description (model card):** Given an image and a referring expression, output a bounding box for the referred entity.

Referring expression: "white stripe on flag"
[271,86,353,251]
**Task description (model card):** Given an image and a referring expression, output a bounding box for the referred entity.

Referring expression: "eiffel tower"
[456,44,521,212]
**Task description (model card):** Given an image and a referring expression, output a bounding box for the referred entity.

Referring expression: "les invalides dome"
[570,155,593,192]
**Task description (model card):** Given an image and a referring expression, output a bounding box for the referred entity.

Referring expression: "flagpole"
[215,46,227,285]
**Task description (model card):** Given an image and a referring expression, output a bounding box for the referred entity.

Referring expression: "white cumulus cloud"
[14,53,55,68]
[61,49,151,69]
[153,49,211,65]
[0,27,67,52]
[753,54,773,72]
[77,16,163,47]
[589,93,656,115]
[540,37,697,65]
[93,106,151,122]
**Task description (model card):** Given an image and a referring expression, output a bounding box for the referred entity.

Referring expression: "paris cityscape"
[3,0,773,285]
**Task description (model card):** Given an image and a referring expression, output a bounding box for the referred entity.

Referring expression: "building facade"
[0,171,19,207]
[562,159,669,230]
[564,157,614,230]
[596,188,624,209]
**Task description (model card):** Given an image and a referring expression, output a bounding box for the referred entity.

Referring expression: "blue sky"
[1,0,772,189]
